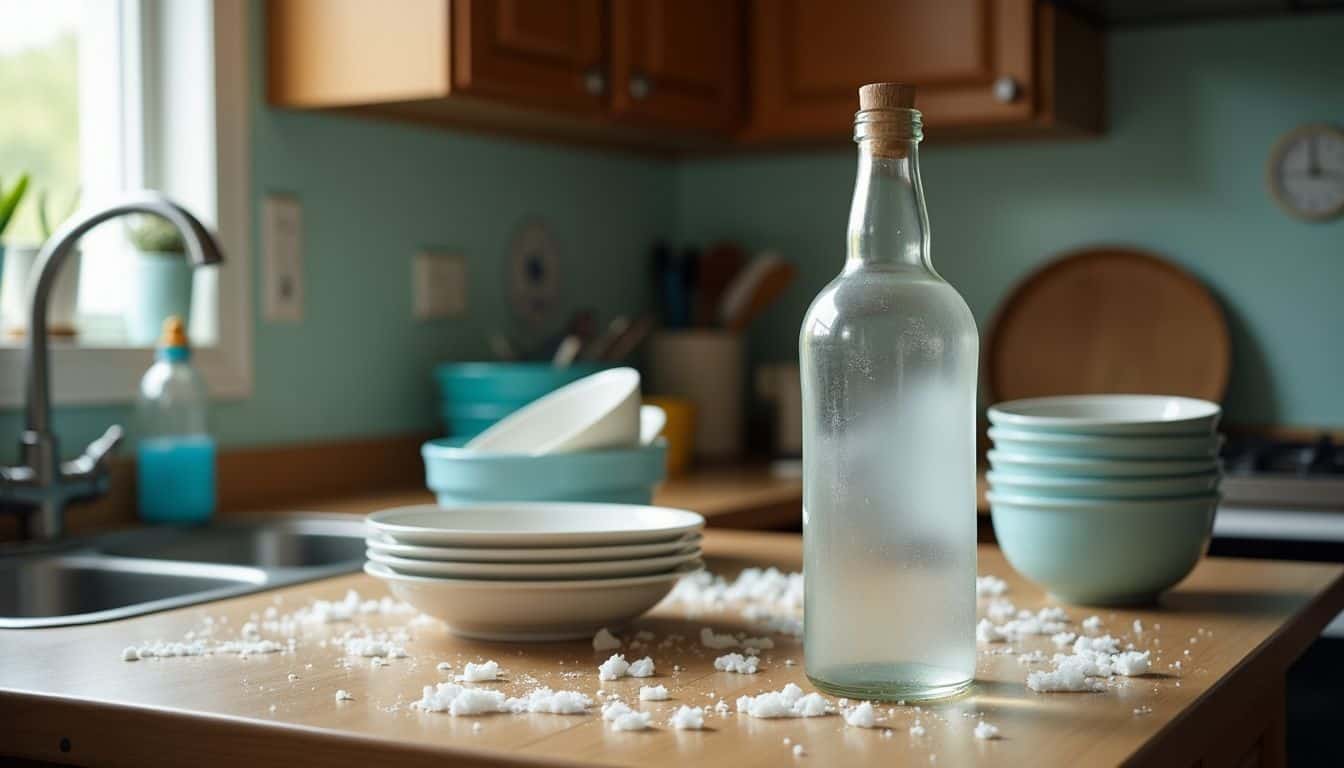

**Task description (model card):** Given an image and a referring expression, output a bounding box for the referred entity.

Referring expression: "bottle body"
[800,96,978,701]
[136,353,216,524]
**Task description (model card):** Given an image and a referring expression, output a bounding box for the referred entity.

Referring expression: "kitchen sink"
[0,514,368,629]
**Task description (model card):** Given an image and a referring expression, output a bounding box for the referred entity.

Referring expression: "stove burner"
[1222,434,1344,477]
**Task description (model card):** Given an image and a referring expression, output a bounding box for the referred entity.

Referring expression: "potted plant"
[1,185,82,338]
[0,173,30,320]
[126,214,192,345]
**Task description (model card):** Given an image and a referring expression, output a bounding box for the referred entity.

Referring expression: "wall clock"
[1267,123,1344,221]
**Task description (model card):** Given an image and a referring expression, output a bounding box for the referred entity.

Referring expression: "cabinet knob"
[993,76,1021,103]
[629,74,652,101]
[584,69,606,96]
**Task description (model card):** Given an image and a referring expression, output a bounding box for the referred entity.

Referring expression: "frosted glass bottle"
[799,84,978,701]
[136,316,217,524]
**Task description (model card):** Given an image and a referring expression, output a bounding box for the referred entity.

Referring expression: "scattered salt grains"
[736,683,831,718]
[1111,651,1152,676]
[628,656,656,678]
[599,654,631,681]
[472,722,483,733]
[843,701,877,728]
[1017,650,1047,665]
[1051,632,1077,649]
[973,721,1000,740]
[1133,619,1144,634]
[418,683,507,715]
[639,685,670,701]
[669,705,706,730]
[1082,615,1103,632]
[909,722,926,737]
[335,690,353,702]
[456,660,502,682]
[343,637,408,659]
[288,673,299,682]
[1133,705,1153,716]
[713,652,761,674]
[784,659,796,666]
[792,744,806,757]
[592,628,622,651]
[976,575,1008,597]
[436,662,452,672]
[268,704,277,713]
[121,647,140,661]
[700,627,739,649]
[986,599,1016,623]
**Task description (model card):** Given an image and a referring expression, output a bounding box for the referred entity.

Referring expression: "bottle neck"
[845,137,932,274]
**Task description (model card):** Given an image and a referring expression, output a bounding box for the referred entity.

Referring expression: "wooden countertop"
[3,531,1341,767]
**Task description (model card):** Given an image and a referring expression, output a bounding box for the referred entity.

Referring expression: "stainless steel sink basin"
[0,514,368,629]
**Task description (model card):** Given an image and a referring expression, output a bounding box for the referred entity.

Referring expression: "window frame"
[0,0,253,407]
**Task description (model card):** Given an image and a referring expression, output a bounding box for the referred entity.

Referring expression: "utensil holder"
[648,331,743,460]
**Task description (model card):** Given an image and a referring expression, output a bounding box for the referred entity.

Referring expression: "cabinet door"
[452,0,606,114]
[748,0,1035,140]
[610,0,745,135]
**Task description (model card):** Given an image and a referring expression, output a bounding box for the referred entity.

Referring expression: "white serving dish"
[366,560,700,641]
[986,470,1221,500]
[988,427,1223,459]
[987,450,1219,478]
[987,394,1221,436]
[366,502,705,548]
[366,547,700,580]
[464,367,641,455]
[365,532,702,563]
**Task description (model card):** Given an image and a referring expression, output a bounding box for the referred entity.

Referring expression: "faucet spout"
[8,191,224,540]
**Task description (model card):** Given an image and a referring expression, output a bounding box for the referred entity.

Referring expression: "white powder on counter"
[909,722,926,737]
[1111,651,1152,676]
[506,688,592,714]
[742,636,775,650]
[736,683,832,718]
[668,568,804,637]
[1026,655,1107,693]
[628,657,656,678]
[974,721,1000,740]
[436,662,452,672]
[1051,632,1077,649]
[713,653,760,674]
[792,744,806,757]
[342,636,407,659]
[976,575,1008,597]
[1132,619,1144,634]
[639,685,670,701]
[335,689,354,702]
[602,701,635,721]
[592,628,622,651]
[986,599,1016,623]
[613,711,654,731]
[456,660,502,682]
[976,608,1070,644]
[598,654,631,681]
[843,701,877,728]
[1073,635,1120,655]
[669,705,705,730]
[700,627,739,649]
[1082,615,1103,632]
[417,683,508,715]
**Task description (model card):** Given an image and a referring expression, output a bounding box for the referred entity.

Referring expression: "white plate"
[366,547,700,580]
[365,560,700,642]
[365,533,703,563]
[987,450,1219,478]
[988,395,1221,435]
[367,503,705,548]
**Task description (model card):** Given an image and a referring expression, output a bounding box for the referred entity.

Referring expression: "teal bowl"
[435,362,610,438]
[988,427,1222,460]
[986,470,1221,500]
[987,450,1219,478]
[422,439,666,506]
[989,490,1217,605]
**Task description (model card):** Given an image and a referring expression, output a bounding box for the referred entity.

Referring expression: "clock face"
[1268,124,1344,221]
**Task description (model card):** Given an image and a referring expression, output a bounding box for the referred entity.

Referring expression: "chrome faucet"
[0,192,224,540]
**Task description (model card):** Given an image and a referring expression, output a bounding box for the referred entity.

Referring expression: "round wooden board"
[985,247,1230,404]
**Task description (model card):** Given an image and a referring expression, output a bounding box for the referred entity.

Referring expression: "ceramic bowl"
[366,560,700,642]
[986,470,1221,499]
[988,427,1223,459]
[365,532,702,563]
[464,367,641,455]
[365,546,700,580]
[988,490,1217,605]
[366,502,705,548]
[422,439,666,506]
[987,394,1221,436]
[434,362,610,438]
[987,450,1219,478]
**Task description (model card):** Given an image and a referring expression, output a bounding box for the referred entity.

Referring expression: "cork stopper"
[859,83,916,111]
[159,315,189,349]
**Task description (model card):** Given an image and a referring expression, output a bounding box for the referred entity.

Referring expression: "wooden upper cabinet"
[747,0,1102,141]
[452,0,605,114]
[609,0,745,135]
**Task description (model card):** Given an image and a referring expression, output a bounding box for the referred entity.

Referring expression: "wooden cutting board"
[985,246,1231,403]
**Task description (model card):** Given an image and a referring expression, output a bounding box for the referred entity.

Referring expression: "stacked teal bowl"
[985,394,1222,606]
[422,439,667,506]
[434,362,608,438]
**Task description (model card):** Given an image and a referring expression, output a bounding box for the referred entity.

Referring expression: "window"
[0,0,251,406]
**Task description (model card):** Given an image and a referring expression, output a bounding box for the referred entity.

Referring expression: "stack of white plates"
[364,503,704,642]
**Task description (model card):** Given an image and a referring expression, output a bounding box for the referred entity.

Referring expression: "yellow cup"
[644,396,696,477]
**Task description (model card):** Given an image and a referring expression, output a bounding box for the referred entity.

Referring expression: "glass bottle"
[799,83,979,701]
[136,315,216,524]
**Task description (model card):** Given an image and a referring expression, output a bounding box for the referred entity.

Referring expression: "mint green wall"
[0,4,672,460]
[674,14,1344,428]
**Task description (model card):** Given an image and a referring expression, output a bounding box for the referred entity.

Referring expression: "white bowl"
[366,502,705,548]
[640,404,666,445]
[988,395,1221,436]
[986,470,1220,499]
[987,450,1219,478]
[366,547,700,580]
[464,367,641,455]
[366,560,699,641]
[365,532,703,563]
[988,427,1223,459]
